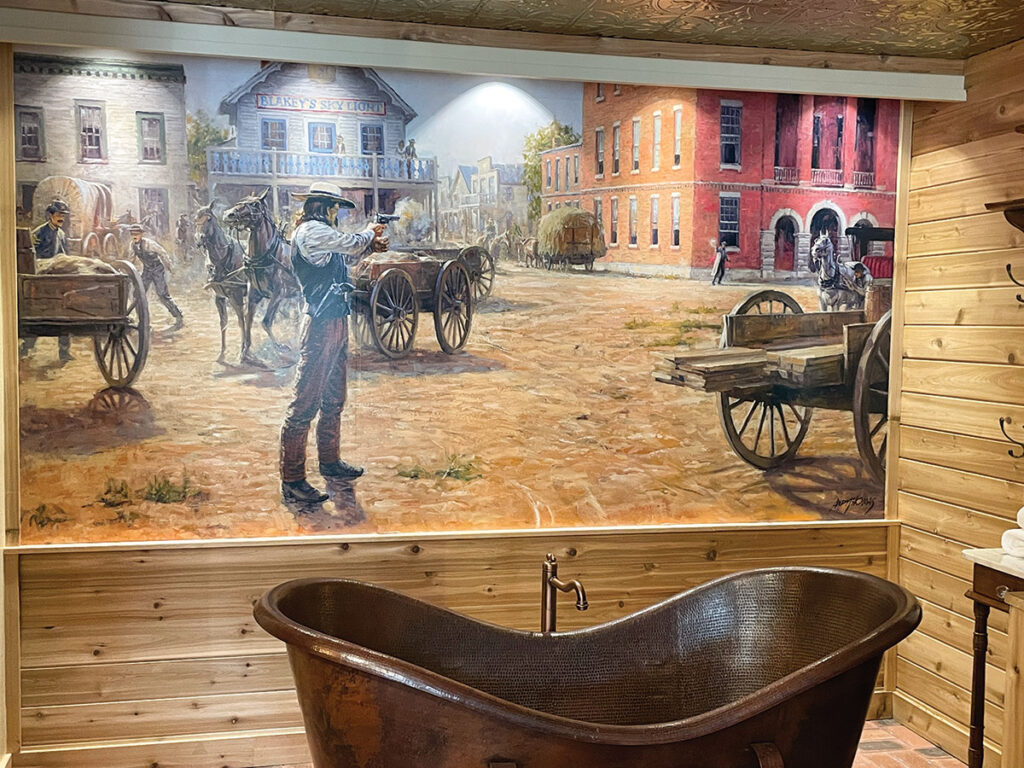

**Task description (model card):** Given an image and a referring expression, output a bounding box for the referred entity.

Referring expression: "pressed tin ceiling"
[161,0,1022,59]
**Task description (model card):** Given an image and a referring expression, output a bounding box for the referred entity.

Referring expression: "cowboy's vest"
[131,238,167,272]
[291,244,352,319]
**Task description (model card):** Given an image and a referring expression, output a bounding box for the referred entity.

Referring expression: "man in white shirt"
[280,182,388,504]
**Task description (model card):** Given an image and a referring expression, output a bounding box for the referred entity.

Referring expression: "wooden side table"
[963,548,1024,768]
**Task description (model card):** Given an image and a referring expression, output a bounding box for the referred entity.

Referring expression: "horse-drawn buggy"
[656,231,895,484]
[348,246,481,359]
[31,176,129,260]
[536,207,606,271]
[16,228,150,388]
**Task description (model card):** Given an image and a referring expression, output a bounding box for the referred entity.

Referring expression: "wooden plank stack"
[655,347,768,392]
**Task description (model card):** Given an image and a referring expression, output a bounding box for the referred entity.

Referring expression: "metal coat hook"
[1007,264,1024,304]
[999,417,1024,458]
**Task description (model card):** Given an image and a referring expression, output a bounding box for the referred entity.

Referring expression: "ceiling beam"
[0,4,966,101]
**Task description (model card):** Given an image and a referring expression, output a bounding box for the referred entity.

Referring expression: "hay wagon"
[349,246,484,359]
[656,289,892,484]
[536,207,606,271]
[16,228,151,388]
[32,175,127,260]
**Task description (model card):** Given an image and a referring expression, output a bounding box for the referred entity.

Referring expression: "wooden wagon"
[17,228,151,388]
[31,175,126,259]
[536,207,606,271]
[656,289,891,484]
[349,246,480,359]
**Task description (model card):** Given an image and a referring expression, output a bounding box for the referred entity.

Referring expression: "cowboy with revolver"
[280,182,390,504]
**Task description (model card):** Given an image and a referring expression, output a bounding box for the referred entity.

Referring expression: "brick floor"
[270,720,965,768]
[855,720,965,768]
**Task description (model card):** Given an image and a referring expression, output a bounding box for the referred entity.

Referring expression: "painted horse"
[194,203,248,363]
[222,189,301,362]
[809,232,872,311]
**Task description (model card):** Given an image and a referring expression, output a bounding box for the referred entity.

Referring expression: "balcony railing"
[810,168,844,187]
[852,170,876,189]
[207,148,436,184]
[773,166,799,185]
[460,194,480,206]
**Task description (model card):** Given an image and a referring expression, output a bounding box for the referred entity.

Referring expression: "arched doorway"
[809,207,841,250]
[774,215,797,271]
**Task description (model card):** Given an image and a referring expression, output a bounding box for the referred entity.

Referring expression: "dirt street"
[18,263,884,544]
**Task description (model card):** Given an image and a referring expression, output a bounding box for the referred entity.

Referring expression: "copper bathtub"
[254,567,920,768]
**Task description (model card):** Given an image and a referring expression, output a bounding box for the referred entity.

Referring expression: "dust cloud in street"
[18,263,883,544]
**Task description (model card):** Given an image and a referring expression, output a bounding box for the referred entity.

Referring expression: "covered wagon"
[536,207,606,271]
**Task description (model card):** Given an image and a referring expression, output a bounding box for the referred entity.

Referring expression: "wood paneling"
[902,326,1024,366]
[902,359,1024,405]
[909,134,1024,192]
[894,693,1002,768]
[899,492,1014,551]
[897,459,1023,520]
[7,523,890,764]
[907,211,1024,257]
[899,426,1024,483]
[897,658,1004,745]
[907,166,1024,224]
[904,287,1024,326]
[901,392,1024,441]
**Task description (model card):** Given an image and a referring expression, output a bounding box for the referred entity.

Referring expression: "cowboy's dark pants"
[280,315,349,483]
[143,267,183,319]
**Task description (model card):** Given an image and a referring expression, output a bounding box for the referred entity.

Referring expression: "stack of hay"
[1002,506,1024,558]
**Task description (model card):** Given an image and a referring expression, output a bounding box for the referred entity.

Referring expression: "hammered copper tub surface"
[254,567,920,768]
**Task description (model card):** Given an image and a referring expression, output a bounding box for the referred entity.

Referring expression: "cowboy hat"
[292,181,356,208]
[128,223,145,233]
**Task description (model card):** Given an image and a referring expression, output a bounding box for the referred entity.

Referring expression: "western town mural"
[11,48,898,544]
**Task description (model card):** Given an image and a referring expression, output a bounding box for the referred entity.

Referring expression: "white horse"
[809,232,872,311]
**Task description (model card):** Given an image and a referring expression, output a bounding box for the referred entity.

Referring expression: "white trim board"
[0,8,965,101]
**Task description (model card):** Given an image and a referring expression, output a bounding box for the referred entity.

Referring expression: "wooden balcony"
[852,170,876,189]
[810,168,844,187]
[207,148,437,185]
[773,166,799,185]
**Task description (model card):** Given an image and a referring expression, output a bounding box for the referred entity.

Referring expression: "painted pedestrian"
[711,242,728,285]
[280,181,389,504]
[129,223,184,330]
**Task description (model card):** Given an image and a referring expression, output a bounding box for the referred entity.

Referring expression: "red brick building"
[539,83,899,280]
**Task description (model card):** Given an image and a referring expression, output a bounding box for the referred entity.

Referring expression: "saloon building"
[13,52,190,240]
[209,62,438,222]
[438,157,528,240]
[540,83,899,280]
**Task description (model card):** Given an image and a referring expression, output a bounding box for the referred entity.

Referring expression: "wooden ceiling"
[158,0,1022,59]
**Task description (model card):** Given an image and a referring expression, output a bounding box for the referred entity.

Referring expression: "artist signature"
[830,495,878,516]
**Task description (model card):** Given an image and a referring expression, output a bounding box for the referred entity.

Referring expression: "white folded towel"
[1003,528,1024,558]
[1018,504,1024,529]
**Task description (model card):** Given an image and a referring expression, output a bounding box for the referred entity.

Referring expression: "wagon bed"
[656,290,891,483]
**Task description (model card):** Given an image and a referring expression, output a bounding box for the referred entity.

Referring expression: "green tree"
[522,120,581,224]
[186,110,230,200]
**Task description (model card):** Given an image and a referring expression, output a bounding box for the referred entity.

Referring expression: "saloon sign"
[254,93,386,115]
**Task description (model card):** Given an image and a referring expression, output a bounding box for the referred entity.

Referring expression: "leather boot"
[281,479,328,503]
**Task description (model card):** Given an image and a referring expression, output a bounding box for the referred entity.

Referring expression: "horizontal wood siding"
[896,35,1024,762]
[11,523,891,765]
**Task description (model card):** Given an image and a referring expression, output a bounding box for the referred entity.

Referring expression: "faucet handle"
[545,553,557,563]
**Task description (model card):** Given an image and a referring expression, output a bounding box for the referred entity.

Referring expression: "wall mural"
[11,47,898,544]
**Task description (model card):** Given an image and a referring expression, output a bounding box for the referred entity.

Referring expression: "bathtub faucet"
[542,553,588,632]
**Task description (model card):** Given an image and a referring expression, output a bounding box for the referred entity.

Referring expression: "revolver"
[374,213,401,225]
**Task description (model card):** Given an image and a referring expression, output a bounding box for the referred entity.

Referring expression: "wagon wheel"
[853,310,892,485]
[433,261,473,354]
[369,268,418,359]
[82,232,101,258]
[459,245,494,301]
[716,289,812,469]
[93,260,150,388]
[584,258,595,272]
[102,232,122,261]
[349,304,375,350]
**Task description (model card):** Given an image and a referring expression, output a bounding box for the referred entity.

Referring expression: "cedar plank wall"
[10,524,892,768]
[895,36,1024,768]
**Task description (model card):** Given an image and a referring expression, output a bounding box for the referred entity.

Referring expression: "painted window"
[652,113,661,171]
[719,194,740,248]
[774,94,800,170]
[573,154,579,184]
[595,129,605,175]
[19,182,37,214]
[564,155,570,189]
[673,107,682,166]
[631,118,641,171]
[612,125,620,174]
[261,118,286,151]
[555,158,560,191]
[720,102,742,166]
[613,84,621,95]
[610,197,618,245]
[15,106,44,161]
[650,196,659,246]
[596,83,605,101]
[308,122,335,153]
[76,101,106,161]
[545,159,551,187]
[672,195,681,247]
[137,112,166,164]
[360,123,384,155]
[594,198,602,227]
[629,196,638,245]
[812,95,846,170]
[855,98,877,173]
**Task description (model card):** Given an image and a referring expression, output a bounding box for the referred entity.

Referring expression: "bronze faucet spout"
[541,553,588,632]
